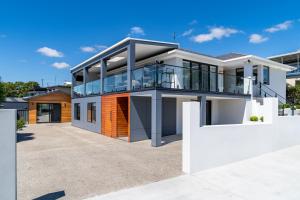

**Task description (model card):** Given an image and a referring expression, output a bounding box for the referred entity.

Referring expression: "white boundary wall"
[183,98,300,174]
[0,109,17,200]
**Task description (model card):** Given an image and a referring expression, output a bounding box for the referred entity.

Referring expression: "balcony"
[132,64,247,95]
[72,64,249,98]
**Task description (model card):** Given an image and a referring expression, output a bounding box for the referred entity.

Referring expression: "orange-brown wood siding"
[28,93,71,124]
[101,93,130,140]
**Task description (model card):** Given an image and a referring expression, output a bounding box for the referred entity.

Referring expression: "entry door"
[206,100,212,125]
[51,104,61,123]
[101,97,113,137]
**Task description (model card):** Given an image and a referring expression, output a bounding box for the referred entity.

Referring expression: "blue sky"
[1,0,300,86]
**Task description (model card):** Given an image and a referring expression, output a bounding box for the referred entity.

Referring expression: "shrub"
[296,105,300,109]
[260,116,264,122]
[17,119,25,130]
[250,116,258,122]
[279,104,292,109]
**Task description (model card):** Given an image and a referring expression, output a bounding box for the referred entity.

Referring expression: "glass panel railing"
[104,71,127,93]
[132,64,249,95]
[86,79,100,96]
[73,84,85,97]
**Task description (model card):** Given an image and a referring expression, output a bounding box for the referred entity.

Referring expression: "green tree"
[2,81,40,97]
[286,84,300,104]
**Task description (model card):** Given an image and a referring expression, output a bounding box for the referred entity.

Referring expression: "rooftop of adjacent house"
[23,90,70,100]
[4,97,27,103]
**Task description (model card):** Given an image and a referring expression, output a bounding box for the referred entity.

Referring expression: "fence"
[182,99,300,174]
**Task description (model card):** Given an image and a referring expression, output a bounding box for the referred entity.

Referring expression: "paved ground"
[17,123,182,200]
[87,145,300,200]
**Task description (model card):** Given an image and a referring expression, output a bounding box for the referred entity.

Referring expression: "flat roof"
[268,50,300,59]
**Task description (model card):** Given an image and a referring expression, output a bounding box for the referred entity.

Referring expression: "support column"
[71,73,76,98]
[83,67,88,96]
[257,65,264,97]
[197,96,206,126]
[100,60,107,94]
[151,91,162,147]
[243,62,253,96]
[127,42,135,91]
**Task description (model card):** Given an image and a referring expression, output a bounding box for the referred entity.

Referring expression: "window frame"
[236,68,244,86]
[74,103,80,120]
[87,102,96,123]
[263,66,270,85]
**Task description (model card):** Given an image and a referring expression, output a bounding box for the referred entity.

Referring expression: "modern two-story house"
[71,38,294,147]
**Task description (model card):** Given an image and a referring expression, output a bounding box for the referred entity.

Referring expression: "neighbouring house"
[268,50,300,86]
[24,86,71,124]
[1,97,29,122]
[70,38,295,147]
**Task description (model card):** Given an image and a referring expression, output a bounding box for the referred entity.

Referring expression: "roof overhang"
[268,50,300,59]
[221,55,296,71]
[71,38,179,73]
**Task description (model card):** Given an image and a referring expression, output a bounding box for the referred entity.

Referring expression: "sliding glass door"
[37,103,61,123]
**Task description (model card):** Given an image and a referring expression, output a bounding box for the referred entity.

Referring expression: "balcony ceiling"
[106,43,176,69]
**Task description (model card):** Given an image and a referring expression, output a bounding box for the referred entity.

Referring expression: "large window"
[74,103,80,120]
[236,68,244,86]
[87,102,96,123]
[253,66,258,85]
[263,66,270,85]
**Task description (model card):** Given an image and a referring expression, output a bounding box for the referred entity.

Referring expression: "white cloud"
[189,20,198,25]
[192,27,240,43]
[80,46,96,53]
[37,47,63,57]
[182,29,194,37]
[249,34,268,44]
[52,62,70,69]
[129,26,145,36]
[265,20,293,33]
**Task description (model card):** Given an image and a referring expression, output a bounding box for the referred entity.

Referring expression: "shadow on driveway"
[17,133,34,143]
[33,190,65,200]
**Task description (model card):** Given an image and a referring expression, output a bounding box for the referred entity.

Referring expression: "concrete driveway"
[17,123,182,200]
[88,145,300,200]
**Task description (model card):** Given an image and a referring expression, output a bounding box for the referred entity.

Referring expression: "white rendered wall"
[176,97,196,134]
[0,109,16,200]
[268,68,286,100]
[211,98,251,125]
[183,98,300,174]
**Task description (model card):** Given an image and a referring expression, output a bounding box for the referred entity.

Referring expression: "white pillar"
[243,63,253,95]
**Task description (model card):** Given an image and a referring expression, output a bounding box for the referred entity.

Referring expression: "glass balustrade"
[131,64,248,95]
[86,79,101,96]
[104,71,127,93]
[73,64,250,97]
[73,84,85,97]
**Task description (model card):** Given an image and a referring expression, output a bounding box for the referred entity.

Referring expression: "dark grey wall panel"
[162,98,176,136]
[130,96,151,142]
[72,96,101,133]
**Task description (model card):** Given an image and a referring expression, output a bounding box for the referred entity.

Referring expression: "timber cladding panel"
[101,93,130,140]
[28,92,71,124]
